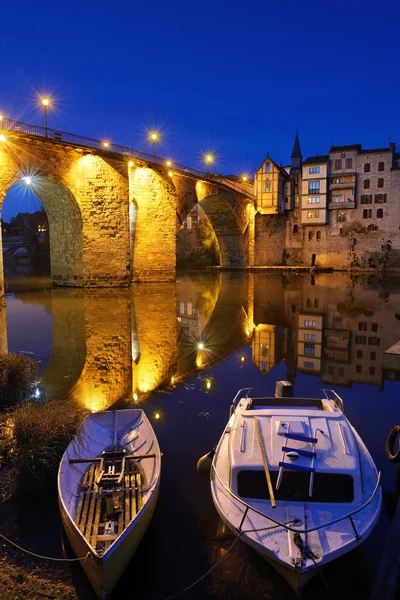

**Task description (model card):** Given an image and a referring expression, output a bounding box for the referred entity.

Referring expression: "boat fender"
[197,448,216,478]
[386,426,400,462]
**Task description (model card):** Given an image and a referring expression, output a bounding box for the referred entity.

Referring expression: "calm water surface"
[1,268,400,600]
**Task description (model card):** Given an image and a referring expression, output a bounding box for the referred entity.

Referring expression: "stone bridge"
[0,120,255,295]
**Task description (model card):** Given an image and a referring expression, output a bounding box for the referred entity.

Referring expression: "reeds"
[0,353,37,407]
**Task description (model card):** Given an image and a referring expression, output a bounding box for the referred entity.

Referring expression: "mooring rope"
[161,520,297,600]
[0,531,90,563]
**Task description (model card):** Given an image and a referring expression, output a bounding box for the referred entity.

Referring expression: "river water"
[2,267,400,599]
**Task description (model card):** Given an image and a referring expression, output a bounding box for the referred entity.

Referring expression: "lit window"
[263,179,271,192]
[304,343,315,356]
[308,181,320,194]
[304,320,317,328]
[309,167,320,174]
[265,163,271,173]
[304,333,316,341]
[308,197,320,204]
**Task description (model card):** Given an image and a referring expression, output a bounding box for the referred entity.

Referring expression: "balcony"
[329,182,356,190]
[329,199,355,209]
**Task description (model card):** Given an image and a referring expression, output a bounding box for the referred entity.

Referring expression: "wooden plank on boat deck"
[79,465,96,533]
[124,464,131,527]
[85,465,99,541]
[134,470,142,514]
[75,467,90,526]
[370,498,400,600]
[91,494,102,549]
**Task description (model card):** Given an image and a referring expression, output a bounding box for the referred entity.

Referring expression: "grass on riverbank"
[0,353,37,407]
[0,398,84,498]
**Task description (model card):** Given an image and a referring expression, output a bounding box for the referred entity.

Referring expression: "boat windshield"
[237,470,354,503]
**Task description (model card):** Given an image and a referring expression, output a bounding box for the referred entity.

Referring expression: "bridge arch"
[1,177,84,287]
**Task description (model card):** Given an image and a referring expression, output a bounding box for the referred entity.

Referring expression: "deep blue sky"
[1,0,399,221]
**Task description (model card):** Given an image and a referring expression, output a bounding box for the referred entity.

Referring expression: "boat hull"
[211,488,316,592]
[59,478,160,599]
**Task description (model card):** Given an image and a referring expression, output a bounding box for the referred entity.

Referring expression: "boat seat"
[281,446,316,458]
[279,461,315,473]
[285,432,318,444]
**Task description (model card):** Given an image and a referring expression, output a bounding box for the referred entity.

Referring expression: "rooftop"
[303,155,329,165]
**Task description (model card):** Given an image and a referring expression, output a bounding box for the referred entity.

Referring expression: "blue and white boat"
[210,385,381,591]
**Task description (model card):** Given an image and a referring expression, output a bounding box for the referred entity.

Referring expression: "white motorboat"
[210,383,381,591]
[58,409,161,599]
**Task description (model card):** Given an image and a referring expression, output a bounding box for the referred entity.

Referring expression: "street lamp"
[0,134,6,143]
[205,154,214,176]
[149,132,159,161]
[41,97,50,137]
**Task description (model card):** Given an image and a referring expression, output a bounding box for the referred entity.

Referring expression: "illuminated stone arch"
[174,177,250,268]
[0,136,130,294]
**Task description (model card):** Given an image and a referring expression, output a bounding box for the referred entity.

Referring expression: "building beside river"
[253,134,400,270]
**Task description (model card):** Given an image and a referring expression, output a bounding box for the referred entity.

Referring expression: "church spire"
[291,128,302,159]
[291,129,302,170]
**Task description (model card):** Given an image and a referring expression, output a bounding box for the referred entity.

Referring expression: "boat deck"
[75,460,143,556]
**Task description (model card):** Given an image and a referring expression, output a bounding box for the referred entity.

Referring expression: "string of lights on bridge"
[0,97,251,186]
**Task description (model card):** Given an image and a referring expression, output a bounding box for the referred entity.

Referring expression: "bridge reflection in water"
[2,272,400,412]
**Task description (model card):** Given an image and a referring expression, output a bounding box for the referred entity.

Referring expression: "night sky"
[1,0,399,221]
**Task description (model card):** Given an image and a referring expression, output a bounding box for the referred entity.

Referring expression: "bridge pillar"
[129,167,176,282]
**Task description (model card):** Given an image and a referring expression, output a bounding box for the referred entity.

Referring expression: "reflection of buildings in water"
[175,274,220,340]
[252,324,283,375]
[297,313,323,374]
[250,274,400,390]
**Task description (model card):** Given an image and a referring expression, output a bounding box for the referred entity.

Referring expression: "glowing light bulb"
[166,160,172,167]
[103,141,109,148]
[155,412,160,420]
[128,160,134,167]
[23,176,32,185]
[168,170,173,177]
[240,355,245,363]
[206,380,211,389]
[41,97,50,107]
[171,376,175,384]
[198,342,204,350]
[133,392,138,401]
[0,135,6,143]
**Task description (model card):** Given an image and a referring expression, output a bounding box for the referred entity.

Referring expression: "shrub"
[0,353,37,407]
[0,398,84,497]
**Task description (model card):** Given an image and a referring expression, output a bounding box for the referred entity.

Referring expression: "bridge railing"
[0,117,254,197]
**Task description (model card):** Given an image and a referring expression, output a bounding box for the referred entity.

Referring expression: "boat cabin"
[228,396,360,505]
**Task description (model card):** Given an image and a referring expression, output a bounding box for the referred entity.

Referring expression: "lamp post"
[149,132,159,161]
[41,98,50,137]
[205,154,214,177]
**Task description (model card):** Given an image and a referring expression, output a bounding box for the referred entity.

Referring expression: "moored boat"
[58,409,161,599]
[210,383,381,592]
